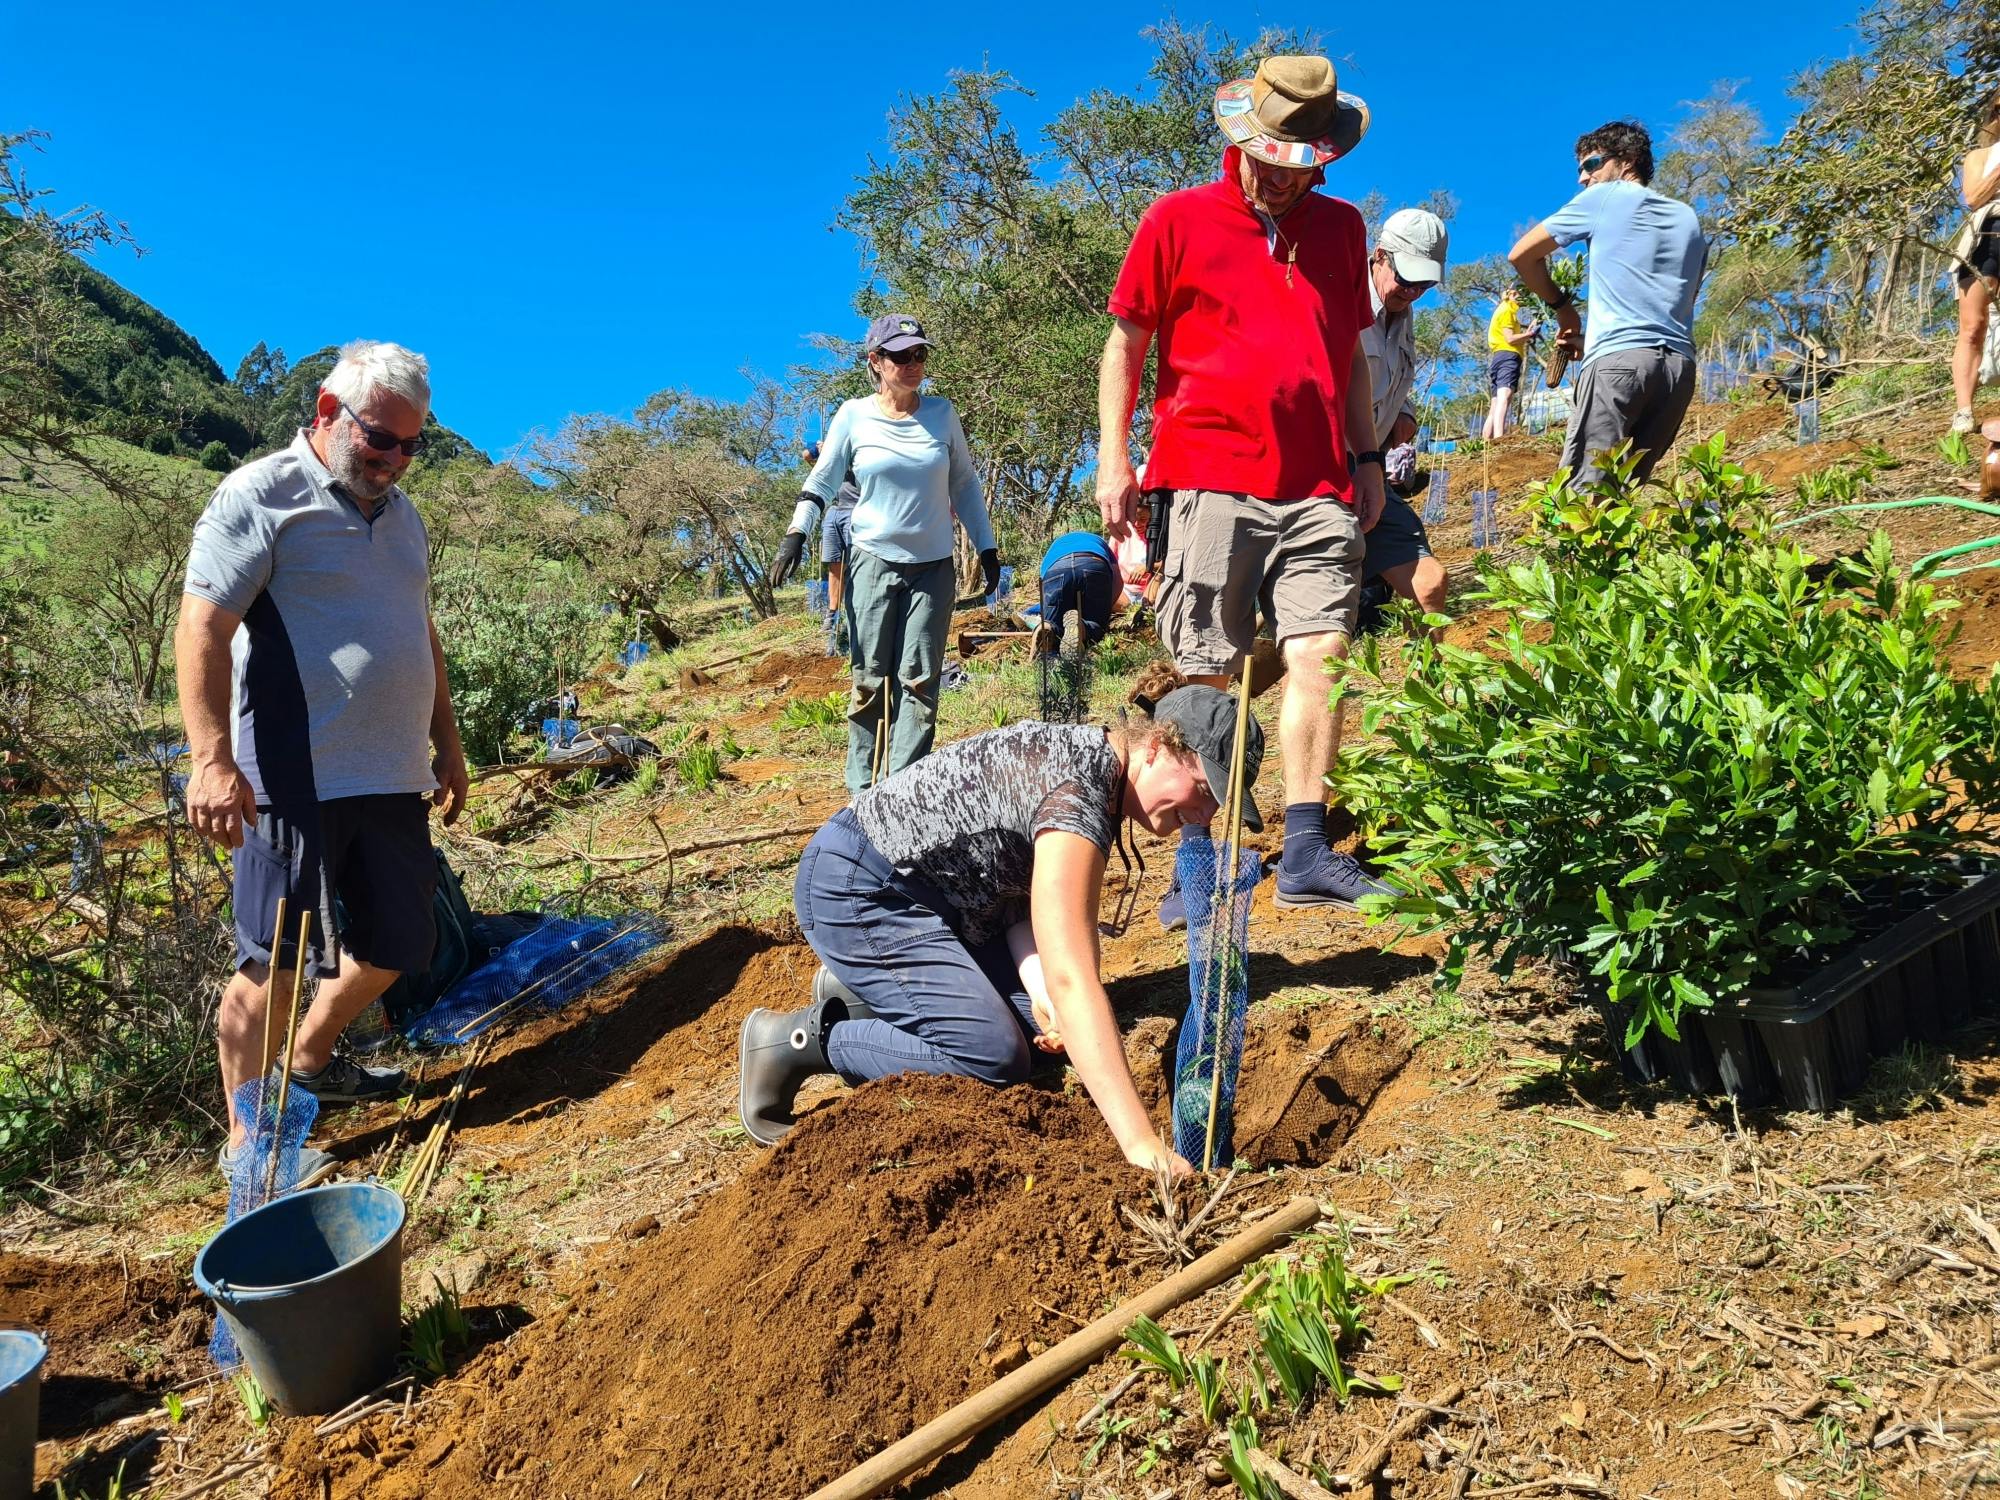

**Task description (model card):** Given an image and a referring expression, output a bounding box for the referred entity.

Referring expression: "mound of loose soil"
[275,1075,1218,1500]
[747,649,847,691]
[1,1252,206,1438]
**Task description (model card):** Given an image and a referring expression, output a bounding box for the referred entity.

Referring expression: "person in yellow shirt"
[1481,288,1539,439]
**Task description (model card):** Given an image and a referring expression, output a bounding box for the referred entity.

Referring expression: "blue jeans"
[795,808,1041,1086]
[1039,552,1117,649]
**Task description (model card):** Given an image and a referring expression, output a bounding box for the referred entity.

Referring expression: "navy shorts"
[1488,351,1522,393]
[1039,552,1117,648]
[233,793,437,978]
[821,506,854,567]
[1362,494,1434,582]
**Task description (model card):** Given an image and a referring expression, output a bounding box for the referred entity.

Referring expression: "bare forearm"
[1346,340,1377,451]
[1097,325,1145,470]
[427,620,464,757]
[174,611,237,767]
[1509,231,1563,304]
[1047,972,1156,1151]
[1968,151,2000,211]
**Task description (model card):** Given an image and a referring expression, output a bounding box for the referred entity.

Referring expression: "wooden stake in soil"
[262,906,313,1204]
[1201,652,1257,1173]
[803,1196,1322,1500]
[255,895,288,1141]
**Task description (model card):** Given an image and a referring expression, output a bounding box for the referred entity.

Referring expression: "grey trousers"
[844,545,954,795]
[1561,347,1696,485]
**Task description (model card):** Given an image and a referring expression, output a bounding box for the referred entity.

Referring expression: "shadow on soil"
[337,925,780,1162]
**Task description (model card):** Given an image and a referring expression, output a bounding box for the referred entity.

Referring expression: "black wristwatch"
[1355,450,1384,469]
[1546,289,1574,312]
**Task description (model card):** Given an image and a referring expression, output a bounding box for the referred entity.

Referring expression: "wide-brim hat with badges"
[1214,55,1369,170]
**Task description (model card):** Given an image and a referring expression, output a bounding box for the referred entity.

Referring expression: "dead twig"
[1381,1290,1444,1349]
[1330,1382,1465,1489]
[1247,1448,1339,1500]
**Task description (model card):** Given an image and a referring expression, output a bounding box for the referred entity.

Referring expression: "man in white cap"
[1097,54,1393,921]
[1357,208,1449,621]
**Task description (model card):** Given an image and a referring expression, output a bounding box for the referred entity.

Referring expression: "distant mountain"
[38,249,484,468]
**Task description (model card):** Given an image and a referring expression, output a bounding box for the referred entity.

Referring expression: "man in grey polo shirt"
[176,339,470,1187]
[1510,120,1708,485]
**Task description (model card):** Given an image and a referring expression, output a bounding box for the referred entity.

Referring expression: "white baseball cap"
[1378,208,1448,284]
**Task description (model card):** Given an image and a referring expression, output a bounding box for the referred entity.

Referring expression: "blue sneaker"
[1275,849,1395,911]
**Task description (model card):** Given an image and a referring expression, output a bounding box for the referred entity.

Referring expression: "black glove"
[979,548,1001,597]
[771,531,807,588]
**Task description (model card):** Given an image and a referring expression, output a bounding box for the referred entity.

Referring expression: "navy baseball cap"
[865,314,932,354]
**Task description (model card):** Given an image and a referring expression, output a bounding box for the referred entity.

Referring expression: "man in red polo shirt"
[1097,54,1392,921]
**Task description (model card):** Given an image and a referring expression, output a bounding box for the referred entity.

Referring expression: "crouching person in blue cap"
[738,666,1264,1177]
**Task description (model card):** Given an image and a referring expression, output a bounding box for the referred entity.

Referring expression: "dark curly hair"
[1574,121,1654,185]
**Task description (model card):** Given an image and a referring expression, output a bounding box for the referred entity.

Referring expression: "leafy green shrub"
[1334,442,2000,1046]
[433,566,621,764]
[197,440,233,472]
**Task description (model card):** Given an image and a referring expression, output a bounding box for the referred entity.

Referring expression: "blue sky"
[4,2,1860,458]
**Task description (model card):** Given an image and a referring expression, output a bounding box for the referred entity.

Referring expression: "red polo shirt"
[1108,147,1372,502]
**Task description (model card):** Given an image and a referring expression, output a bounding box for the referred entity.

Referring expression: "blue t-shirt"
[184,432,436,806]
[1541,181,1707,365]
[1040,531,1115,576]
[792,395,994,566]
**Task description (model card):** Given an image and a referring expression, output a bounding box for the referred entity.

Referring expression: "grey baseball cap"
[1378,208,1448,284]
[864,313,932,354]
[1153,685,1265,831]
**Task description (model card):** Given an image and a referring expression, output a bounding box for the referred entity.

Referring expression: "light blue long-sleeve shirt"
[789,395,994,565]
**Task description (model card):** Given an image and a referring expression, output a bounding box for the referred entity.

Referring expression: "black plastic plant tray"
[1601,868,2000,1113]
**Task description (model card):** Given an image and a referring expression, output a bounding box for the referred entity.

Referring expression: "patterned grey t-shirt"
[852,723,1121,943]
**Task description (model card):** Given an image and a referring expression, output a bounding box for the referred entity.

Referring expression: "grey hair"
[322,339,431,414]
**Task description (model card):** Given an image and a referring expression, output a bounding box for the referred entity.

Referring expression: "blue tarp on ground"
[404,915,669,1046]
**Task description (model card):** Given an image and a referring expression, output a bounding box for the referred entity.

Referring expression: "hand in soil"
[1125,1135,1194,1178]
[1030,993,1064,1053]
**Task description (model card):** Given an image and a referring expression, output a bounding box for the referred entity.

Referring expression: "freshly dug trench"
[1127,1009,1414,1167]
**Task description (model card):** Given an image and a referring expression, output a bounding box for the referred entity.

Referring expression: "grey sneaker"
[217,1140,338,1191]
[1275,849,1396,911]
[288,1054,407,1107]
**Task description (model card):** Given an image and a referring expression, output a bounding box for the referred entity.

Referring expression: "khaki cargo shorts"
[1156,489,1364,676]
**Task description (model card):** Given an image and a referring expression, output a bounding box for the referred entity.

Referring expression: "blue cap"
[865,314,931,354]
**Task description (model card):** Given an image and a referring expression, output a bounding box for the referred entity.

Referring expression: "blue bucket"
[0,1329,47,1500]
[193,1182,406,1415]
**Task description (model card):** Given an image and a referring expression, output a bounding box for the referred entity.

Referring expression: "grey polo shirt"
[184,431,437,807]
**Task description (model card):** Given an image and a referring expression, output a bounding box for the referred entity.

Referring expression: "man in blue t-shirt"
[1509,121,1708,484]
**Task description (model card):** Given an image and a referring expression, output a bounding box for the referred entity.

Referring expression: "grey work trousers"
[844,545,954,795]
[1561,346,1697,485]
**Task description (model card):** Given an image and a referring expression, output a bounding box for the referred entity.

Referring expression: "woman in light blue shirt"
[772,314,999,793]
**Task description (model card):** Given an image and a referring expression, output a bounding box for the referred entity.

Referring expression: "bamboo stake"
[804,1196,1322,1500]
[262,907,313,1204]
[254,896,287,1146]
[1201,652,1257,1174]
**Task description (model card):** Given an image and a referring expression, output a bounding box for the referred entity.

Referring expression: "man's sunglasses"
[339,399,428,457]
[878,346,929,366]
[1391,268,1438,295]
[1578,153,1605,174]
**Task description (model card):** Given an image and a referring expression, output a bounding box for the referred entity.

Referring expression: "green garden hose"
[1777,497,2000,578]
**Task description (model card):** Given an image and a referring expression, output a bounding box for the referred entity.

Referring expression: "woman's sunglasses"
[878,346,929,366]
[339,399,428,457]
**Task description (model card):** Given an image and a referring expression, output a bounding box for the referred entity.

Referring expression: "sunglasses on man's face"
[339,399,427,457]
[1391,268,1438,295]
[879,346,929,366]
[1578,153,1606,175]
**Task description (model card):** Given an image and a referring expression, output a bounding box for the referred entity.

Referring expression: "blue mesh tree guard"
[1421,469,1448,525]
[1171,836,1261,1169]
[405,916,669,1046]
[1469,490,1500,549]
[805,580,828,614]
[211,1071,320,1368]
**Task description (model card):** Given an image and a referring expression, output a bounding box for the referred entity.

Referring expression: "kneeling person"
[738,671,1264,1176]
[1035,530,1123,656]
